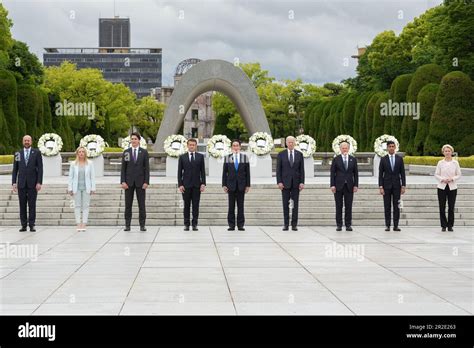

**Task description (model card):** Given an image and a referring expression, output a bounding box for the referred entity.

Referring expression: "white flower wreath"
[79,134,106,158]
[332,134,357,156]
[248,132,274,156]
[295,134,317,158]
[163,134,188,158]
[374,134,399,157]
[207,135,232,158]
[37,133,63,157]
[121,135,148,150]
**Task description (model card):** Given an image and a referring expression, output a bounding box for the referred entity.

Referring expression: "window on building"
[192,109,199,121]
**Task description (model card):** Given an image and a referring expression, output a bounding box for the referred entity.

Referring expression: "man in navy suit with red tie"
[330,142,359,231]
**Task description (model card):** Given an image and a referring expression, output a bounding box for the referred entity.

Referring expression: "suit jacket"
[222,153,251,192]
[178,152,206,188]
[330,154,359,190]
[120,147,150,187]
[276,149,305,188]
[379,154,406,189]
[12,148,43,189]
[68,162,96,194]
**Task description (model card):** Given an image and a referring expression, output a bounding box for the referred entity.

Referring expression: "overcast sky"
[4,0,442,86]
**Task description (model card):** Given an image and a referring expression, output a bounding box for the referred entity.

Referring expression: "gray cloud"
[4,0,442,86]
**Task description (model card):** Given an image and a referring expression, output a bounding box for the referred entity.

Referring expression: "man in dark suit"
[121,132,150,231]
[379,140,406,231]
[330,142,359,231]
[277,136,305,231]
[12,135,43,232]
[222,139,251,231]
[178,138,206,231]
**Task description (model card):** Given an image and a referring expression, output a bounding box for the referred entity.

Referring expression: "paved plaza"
[0,225,472,315]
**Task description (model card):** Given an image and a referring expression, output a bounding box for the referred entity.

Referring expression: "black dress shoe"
[385,227,390,231]
[184,226,190,231]
[29,226,36,232]
[228,227,235,231]
[238,227,245,231]
[282,226,289,231]
[448,227,453,232]
[19,227,27,232]
[346,226,353,231]
[336,226,342,231]
[441,227,447,232]
[140,226,147,232]
[291,226,298,231]
[192,226,198,231]
[124,226,131,231]
[393,227,401,231]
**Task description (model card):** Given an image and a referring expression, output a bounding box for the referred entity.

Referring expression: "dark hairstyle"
[130,132,141,140]
[386,140,395,146]
[231,139,241,146]
[187,138,197,144]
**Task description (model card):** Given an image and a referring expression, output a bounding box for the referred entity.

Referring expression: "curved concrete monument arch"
[154,59,271,151]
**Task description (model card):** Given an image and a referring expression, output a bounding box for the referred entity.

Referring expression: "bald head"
[22,135,32,148]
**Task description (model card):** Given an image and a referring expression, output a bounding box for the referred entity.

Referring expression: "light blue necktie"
[234,154,239,171]
[390,155,394,170]
[25,149,30,165]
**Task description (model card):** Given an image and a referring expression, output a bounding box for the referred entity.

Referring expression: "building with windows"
[43,17,162,98]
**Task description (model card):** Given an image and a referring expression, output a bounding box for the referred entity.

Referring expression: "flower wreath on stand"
[207,135,232,158]
[79,134,106,158]
[163,134,188,158]
[374,134,399,157]
[121,135,148,150]
[332,134,357,156]
[38,133,63,156]
[295,134,316,158]
[248,132,274,156]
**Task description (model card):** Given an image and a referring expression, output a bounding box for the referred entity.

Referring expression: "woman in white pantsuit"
[68,146,96,231]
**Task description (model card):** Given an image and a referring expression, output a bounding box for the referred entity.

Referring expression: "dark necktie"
[191,152,195,163]
[289,151,294,167]
[133,148,137,163]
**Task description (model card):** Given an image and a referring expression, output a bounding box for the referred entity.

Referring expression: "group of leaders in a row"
[12,133,462,233]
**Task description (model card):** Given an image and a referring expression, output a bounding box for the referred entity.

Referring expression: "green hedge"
[104,147,124,153]
[413,83,439,155]
[0,154,13,164]
[404,155,474,168]
[389,73,413,140]
[425,71,474,156]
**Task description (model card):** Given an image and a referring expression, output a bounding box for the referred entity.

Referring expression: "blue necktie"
[234,155,239,171]
[25,149,30,165]
[390,155,394,170]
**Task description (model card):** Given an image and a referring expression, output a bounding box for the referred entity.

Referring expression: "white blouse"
[434,159,462,190]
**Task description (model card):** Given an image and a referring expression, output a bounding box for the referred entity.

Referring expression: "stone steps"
[1,183,473,226]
